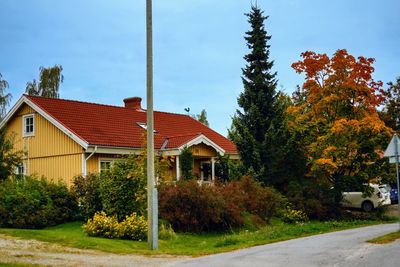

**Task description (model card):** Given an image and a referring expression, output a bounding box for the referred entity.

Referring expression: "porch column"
[176,155,180,181]
[211,157,215,181]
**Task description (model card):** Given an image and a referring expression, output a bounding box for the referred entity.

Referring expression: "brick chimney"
[123,97,142,110]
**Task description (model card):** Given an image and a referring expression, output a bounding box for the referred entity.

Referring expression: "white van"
[342,184,391,212]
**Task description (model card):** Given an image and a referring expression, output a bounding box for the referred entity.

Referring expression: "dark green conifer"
[230,6,305,189]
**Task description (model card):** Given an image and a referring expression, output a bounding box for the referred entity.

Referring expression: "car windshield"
[379,187,388,193]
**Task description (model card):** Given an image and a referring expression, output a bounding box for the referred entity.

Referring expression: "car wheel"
[362,201,373,212]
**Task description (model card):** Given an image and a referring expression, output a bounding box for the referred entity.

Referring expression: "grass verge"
[0,263,39,267]
[368,231,400,244]
[0,219,395,256]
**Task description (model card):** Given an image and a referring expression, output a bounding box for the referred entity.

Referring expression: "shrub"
[281,207,309,224]
[235,176,285,222]
[180,146,194,180]
[100,157,146,220]
[119,212,147,241]
[72,173,102,220]
[242,213,267,231]
[215,154,243,182]
[159,180,233,232]
[0,176,79,229]
[0,127,22,181]
[83,211,120,238]
[286,181,341,220]
[158,176,285,232]
[83,211,147,241]
[217,181,247,227]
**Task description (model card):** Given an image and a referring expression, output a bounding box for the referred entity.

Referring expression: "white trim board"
[0,95,89,149]
[179,134,225,155]
[86,146,142,155]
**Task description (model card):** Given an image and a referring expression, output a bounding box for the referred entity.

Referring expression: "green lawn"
[368,230,400,244]
[0,219,395,256]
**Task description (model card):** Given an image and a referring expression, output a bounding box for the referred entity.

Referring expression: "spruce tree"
[230,6,305,188]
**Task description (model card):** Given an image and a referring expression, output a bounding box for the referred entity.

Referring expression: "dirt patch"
[0,235,185,267]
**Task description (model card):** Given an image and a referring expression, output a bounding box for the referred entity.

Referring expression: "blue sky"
[1,0,399,135]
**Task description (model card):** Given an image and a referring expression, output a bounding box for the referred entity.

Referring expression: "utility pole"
[384,133,400,231]
[394,134,400,231]
[146,0,158,250]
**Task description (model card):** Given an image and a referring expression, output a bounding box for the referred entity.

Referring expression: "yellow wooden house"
[0,95,238,186]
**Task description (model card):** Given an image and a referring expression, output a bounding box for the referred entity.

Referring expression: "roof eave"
[177,134,226,155]
[1,95,89,150]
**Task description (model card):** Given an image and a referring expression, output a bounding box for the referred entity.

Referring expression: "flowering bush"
[83,211,147,241]
[119,213,147,241]
[83,211,120,238]
[282,207,309,224]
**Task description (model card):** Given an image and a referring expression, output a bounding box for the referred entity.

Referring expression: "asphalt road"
[172,223,400,267]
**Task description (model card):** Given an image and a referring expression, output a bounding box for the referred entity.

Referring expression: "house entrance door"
[200,161,211,181]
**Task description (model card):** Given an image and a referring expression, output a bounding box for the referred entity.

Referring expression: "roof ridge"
[26,94,126,110]
[26,94,190,116]
[153,110,191,117]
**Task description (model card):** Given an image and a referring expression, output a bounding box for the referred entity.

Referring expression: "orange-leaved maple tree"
[288,49,392,204]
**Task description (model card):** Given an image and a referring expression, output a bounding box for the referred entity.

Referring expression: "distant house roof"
[10,95,237,154]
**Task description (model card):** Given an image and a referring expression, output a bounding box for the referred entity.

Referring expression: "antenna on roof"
[184,107,190,115]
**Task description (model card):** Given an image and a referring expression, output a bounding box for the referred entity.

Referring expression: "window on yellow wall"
[99,160,112,174]
[15,162,26,177]
[23,114,35,137]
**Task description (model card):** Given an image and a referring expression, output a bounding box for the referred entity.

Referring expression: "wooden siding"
[27,154,82,187]
[86,153,122,174]
[5,104,84,186]
[6,104,83,157]
[160,156,176,181]
[86,153,176,182]
[190,143,217,157]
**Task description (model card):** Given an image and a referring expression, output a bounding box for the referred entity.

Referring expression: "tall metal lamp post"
[146,0,158,250]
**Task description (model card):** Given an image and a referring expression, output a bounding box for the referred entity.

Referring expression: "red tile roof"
[26,95,237,154]
[163,133,202,149]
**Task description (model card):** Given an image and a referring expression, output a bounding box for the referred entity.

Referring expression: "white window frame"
[15,162,26,176]
[98,158,115,174]
[22,114,35,137]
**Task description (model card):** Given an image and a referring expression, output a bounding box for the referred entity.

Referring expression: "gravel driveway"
[0,235,184,267]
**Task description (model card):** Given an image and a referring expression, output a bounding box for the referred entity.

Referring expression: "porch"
[174,143,219,182]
